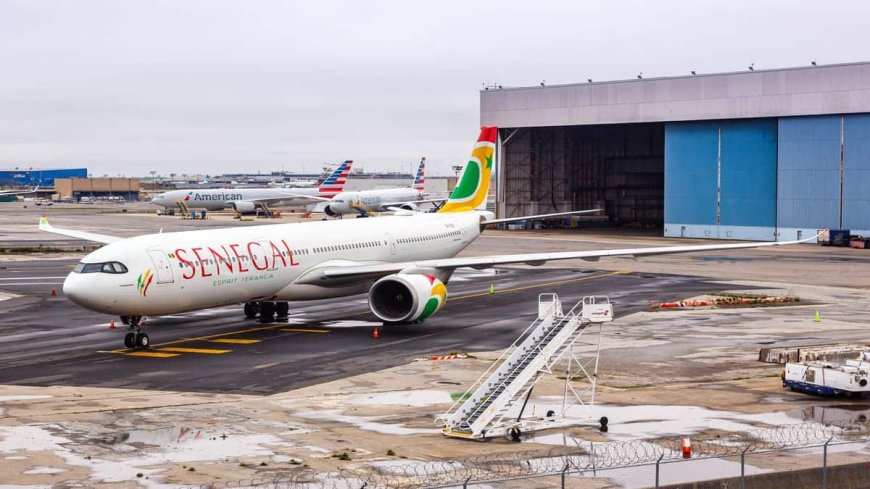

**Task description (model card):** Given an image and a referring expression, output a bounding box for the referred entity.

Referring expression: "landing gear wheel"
[244,302,259,319]
[136,333,150,349]
[124,333,135,349]
[120,316,130,325]
[509,426,522,442]
[599,416,609,433]
[259,301,276,321]
[275,302,289,318]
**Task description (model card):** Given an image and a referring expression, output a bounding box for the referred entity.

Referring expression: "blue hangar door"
[664,119,777,241]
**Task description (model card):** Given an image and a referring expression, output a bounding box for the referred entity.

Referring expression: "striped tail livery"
[413,157,426,192]
[317,160,353,197]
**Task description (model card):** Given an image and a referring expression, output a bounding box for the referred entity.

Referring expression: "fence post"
[740,446,749,489]
[561,462,569,488]
[655,453,664,488]
[822,436,834,489]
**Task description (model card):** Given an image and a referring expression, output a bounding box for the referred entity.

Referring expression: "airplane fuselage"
[151,188,327,210]
[328,188,424,215]
[63,212,486,316]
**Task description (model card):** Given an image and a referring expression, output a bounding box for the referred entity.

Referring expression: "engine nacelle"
[229,201,257,213]
[324,205,338,217]
[368,273,447,323]
[394,203,418,212]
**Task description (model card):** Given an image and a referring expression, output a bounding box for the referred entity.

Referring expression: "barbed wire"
[194,421,870,489]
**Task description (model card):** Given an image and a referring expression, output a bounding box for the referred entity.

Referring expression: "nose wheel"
[122,316,149,349]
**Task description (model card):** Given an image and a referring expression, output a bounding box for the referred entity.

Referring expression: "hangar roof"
[480,61,870,128]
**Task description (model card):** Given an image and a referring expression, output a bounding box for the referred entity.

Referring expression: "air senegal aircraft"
[41,127,809,350]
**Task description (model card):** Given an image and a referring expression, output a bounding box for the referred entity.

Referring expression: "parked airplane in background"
[315,157,442,217]
[40,127,810,349]
[0,185,39,196]
[150,161,353,213]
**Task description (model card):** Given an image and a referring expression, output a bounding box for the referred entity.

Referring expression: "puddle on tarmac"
[785,404,870,426]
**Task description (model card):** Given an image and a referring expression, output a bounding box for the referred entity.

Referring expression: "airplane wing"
[0,185,39,196]
[38,216,122,244]
[296,236,816,284]
[246,193,330,204]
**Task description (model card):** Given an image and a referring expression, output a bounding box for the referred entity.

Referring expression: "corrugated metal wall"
[843,114,870,234]
[720,120,778,239]
[664,119,777,240]
[776,116,841,240]
[664,122,718,237]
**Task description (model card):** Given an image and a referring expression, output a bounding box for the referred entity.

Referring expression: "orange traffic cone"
[372,327,380,339]
[50,287,57,296]
[681,437,692,459]
[109,320,116,329]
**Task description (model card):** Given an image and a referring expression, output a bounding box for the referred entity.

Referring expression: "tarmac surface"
[0,258,723,394]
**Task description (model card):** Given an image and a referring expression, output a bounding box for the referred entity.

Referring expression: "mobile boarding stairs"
[439,294,612,441]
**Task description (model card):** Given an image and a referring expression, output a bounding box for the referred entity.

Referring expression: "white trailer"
[784,352,870,397]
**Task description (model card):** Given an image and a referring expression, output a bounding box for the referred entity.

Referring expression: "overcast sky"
[1,0,869,177]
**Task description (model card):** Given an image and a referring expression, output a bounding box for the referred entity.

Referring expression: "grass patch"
[450,392,471,401]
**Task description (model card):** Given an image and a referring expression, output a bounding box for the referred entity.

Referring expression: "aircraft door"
[385,233,397,255]
[147,250,175,283]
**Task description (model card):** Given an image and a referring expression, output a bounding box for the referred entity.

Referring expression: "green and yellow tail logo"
[438,126,497,213]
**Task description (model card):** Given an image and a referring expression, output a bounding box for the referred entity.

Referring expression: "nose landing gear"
[122,316,149,349]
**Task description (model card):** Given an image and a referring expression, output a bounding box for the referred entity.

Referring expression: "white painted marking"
[0,276,67,280]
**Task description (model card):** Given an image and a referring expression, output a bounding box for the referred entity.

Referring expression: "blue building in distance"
[0,168,88,187]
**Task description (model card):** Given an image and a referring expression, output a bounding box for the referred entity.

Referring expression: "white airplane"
[0,185,39,196]
[316,157,440,217]
[40,127,810,349]
[149,161,353,213]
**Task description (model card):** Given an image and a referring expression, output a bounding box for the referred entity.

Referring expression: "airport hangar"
[481,62,870,241]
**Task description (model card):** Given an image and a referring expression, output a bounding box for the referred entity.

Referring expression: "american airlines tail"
[317,160,353,197]
[438,126,497,213]
[412,157,426,192]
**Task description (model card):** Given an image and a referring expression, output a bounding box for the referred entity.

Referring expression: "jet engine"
[229,201,257,214]
[393,203,417,212]
[368,273,447,323]
[323,205,338,217]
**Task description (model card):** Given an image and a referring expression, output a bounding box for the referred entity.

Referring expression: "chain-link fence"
[194,422,870,489]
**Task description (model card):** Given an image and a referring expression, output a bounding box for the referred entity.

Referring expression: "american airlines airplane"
[149,161,353,213]
[317,157,441,217]
[0,185,39,196]
[40,127,809,349]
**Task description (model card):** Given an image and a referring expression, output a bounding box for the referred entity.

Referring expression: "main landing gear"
[121,316,149,349]
[244,301,290,322]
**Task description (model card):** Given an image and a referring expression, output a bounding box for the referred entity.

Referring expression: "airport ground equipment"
[784,352,870,397]
[440,294,612,440]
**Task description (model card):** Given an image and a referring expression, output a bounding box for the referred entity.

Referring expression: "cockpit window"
[74,261,128,274]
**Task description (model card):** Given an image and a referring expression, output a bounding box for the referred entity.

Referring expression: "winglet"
[37,216,121,244]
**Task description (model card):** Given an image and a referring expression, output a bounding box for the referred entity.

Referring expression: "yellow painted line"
[124,351,180,358]
[105,270,627,355]
[157,347,231,354]
[111,323,290,353]
[209,338,262,345]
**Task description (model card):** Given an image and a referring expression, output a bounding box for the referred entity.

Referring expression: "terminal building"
[481,62,870,241]
[0,168,87,187]
[55,177,140,201]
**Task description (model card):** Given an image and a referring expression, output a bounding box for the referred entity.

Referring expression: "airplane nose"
[63,272,104,311]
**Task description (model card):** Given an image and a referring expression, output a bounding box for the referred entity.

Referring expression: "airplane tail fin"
[438,126,497,213]
[318,160,353,197]
[412,157,426,192]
